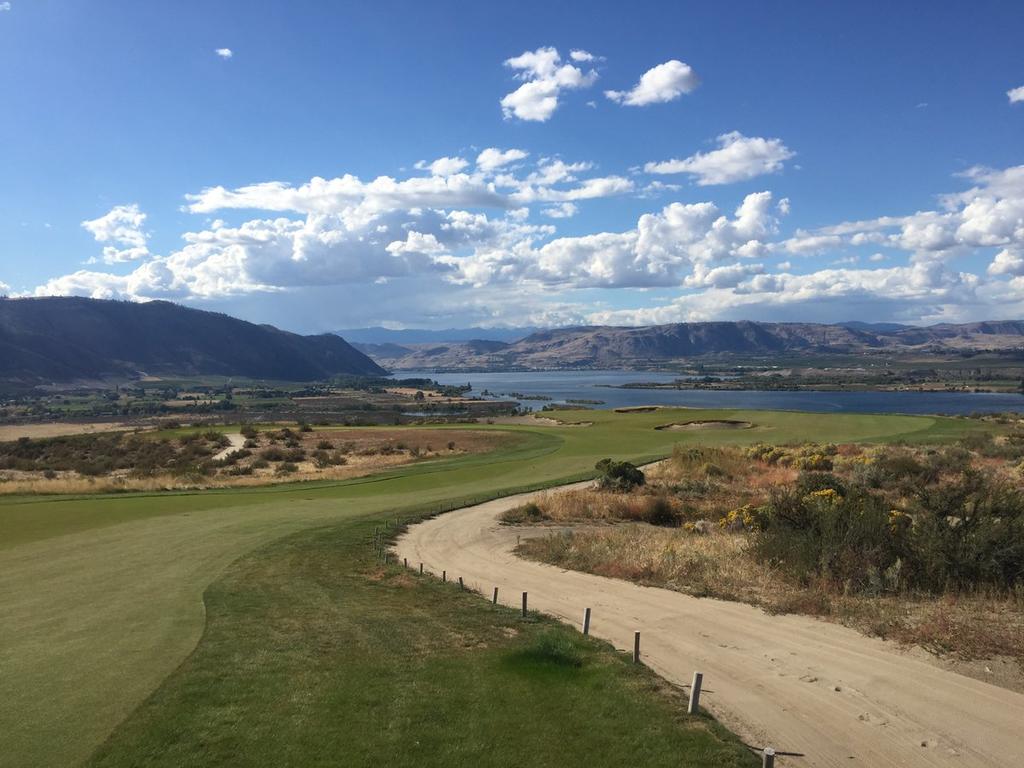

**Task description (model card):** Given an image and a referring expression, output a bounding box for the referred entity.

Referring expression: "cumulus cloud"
[988,248,1024,276]
[215,48,233,59]
[454,191,782,289]
[476,147,528,172]
[1008,85,1024,104]
[81,204,150,264]
[818,165,1024,264]
[37,147,1024,330]
[645,132,795,185]
[0,3,10,11]
[416,156,470,176]
[605,60,699,106]
[500,46,598,121]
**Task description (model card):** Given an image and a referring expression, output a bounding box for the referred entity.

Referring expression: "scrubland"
[514,434,1024,686]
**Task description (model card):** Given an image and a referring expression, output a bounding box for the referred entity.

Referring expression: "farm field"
[0,409,992,767]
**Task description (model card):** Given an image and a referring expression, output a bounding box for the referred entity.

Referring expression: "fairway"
[0,409,988,767]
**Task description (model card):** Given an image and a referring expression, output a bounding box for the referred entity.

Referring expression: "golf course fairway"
[0,409,988,767]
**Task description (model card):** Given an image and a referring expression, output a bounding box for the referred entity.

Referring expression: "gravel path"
[395,484,1024,768]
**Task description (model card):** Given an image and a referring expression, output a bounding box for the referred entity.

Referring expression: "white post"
[762,747,775,768]
[688,672,703,714]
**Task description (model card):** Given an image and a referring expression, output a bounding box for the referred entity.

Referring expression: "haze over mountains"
[357,320,1024,370]
[0,297,384,385]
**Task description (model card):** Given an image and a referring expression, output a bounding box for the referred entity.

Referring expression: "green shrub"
[595,459,645,492]
[501,502,545,524]
[906,471,1024,591]
[796,471,846,497]
[754,485,898,591]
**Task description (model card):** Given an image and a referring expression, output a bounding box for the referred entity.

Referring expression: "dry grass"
[0,428,511,495]
[513,439,1024,679]
[503,488,678,523]
[519,525,1024,675]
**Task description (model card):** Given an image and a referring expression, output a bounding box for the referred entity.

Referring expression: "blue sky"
[2,1,1024,332]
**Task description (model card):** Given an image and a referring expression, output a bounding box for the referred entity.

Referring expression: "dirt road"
[211,432,245,461]
[395,484,1024,768]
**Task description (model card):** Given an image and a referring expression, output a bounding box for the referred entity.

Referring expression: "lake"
[395,369,1024,415]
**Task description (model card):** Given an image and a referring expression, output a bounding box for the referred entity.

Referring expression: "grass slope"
[86,520,756,768]
[0,409,991,767]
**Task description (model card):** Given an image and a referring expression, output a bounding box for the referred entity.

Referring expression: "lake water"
[395,369,1024,415]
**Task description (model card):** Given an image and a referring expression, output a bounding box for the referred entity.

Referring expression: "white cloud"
[454,191,781,289]
[81,204,151,264]
[645,132,795,185]
[988,248,1024,276]
[542,202,578,219]
[185,173,508,224]
[0,3,10,11]
[215,48,233,59]
[1007,85,1024,104]
[500,46,598,121]
[476,147,529,172]
[511,174,634,204]
[570,49,597,62]
[416,156,470,176]
[38,148,1024,330]
[781,233,842,255]
[605,60,699,106]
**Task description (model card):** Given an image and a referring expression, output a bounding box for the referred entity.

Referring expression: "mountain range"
[356,320,1024,370]
[0,297,384,385]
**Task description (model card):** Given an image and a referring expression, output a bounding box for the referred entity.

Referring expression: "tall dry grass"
[519,525,1024,668]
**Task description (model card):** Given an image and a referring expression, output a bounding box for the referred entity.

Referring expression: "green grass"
[85,519,756,768]
[0,409,994,767]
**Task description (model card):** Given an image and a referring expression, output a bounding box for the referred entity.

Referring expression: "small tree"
[595,458,645,492]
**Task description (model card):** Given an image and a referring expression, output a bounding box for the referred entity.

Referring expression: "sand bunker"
[655,419,753,431]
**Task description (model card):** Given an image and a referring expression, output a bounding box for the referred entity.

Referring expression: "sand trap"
[492,416,593,427]
[655,419,753,431]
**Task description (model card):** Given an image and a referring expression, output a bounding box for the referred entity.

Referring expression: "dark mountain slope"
[0,297,384,383]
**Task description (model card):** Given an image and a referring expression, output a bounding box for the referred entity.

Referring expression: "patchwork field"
[0,409,993,767]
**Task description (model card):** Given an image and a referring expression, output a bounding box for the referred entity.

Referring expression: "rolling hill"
[360,320,1024,370]
[0,297,385,384]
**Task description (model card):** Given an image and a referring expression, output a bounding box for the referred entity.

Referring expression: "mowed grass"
[86,519,756,768]
[0,409,993,767]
